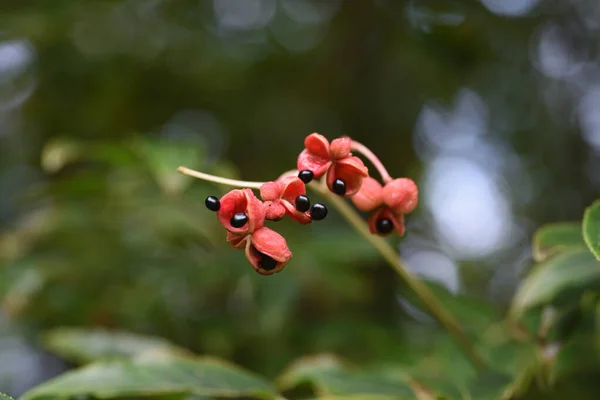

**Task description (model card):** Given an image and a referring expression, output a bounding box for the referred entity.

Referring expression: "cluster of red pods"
[201,133,419,276]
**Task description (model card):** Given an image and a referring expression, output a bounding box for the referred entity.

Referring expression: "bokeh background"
[1,0,600,397]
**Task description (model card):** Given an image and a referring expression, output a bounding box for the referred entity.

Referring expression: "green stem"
[309,181,485,369]
[178,166,263,189]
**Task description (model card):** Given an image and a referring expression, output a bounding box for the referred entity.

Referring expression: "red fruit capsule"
[260,176,312,224]
[352,176,418,237]
[217,188,265,234]
[297,133,368,198]
[226,227,293,275]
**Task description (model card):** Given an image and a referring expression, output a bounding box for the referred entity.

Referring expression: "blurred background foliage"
[2,0,600,398]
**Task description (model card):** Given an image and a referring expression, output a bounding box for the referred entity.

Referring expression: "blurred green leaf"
[0,207,58,264]
[548,335,599,384]
[480,323,538,377]
[542,296,600,385]
[395,323,536,400]
[40,138,85,174]
[532,223,586,263]
[41,139,139,175]
[133,138,205,196]
[276,354,415,399]
[307,396,407,400]
[380,364,462,400]
[545,306,583,343]
[517,308,544,338]
[402,279,499,334]
[1,266,46,317]
[511,249,600,315]
[466,370,513,400]
[20,355,279,400]
[0,394,15,400]
[583,200,600,262]
[42,327,193,364]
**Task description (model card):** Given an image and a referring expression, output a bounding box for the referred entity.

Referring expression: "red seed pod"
[226,227,293,275]
[325,155,368,198]
[353,177,418,237]
[329,136,352,159]
[216,188,265,234]
[297,133,332,179]
[382,178,419,215]
[367,208,406,237]
[260,177,312,224]
[297,133,368,198]
[351,176,384,212]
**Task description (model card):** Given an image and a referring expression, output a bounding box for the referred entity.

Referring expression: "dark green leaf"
[42,327,192,364]
[466,370,513,400]
[477,327,538,399]
[548,335,599,384]
[480,327,538,377]
[307,396,408,400]
[583,200,600,262]
[545,306,583,343]
[543,297,600,384]
[401,279,499,335]
[532,222,586,262]
[20,355,279,400]
[276,355,415,399]
[511,249,600,315]
[381,365,461,400]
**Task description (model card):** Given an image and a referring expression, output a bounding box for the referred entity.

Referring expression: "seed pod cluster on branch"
[182,133,418,275]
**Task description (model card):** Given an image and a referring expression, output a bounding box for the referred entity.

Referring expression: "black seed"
[376,218,394,234]
[259,253,278,271]
[332,179,346,196]
[205,196,220,212]
[298,170,314,184]
[310,203,328,221]
[295,195,311,212]
[230,213,248,228]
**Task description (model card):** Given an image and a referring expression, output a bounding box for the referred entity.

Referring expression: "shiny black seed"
[376,218,394,234]
[298,170,314,184]
[310,203,328,221]
[259,253,278,271]
[230,213,248,228]
[205,196,220,212]
[332,179,346,196]
[295,195,311,212]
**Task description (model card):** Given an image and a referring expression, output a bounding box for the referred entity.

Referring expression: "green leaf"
[0,394,15,400]
[376,366,466,400]
[583,200,600,262]
[20,355,279,400]
[548,335,599,384]
[40,138,139,173]
[466,370,513,400]
[533,222,586,262]
[511,249,600,315]
[543,297,600,384]
[42,327,192,364]
[480,327,538,377]
[307,396,407,400]
[40,138,84,173]
[401,279,499,335]
[276,354,415,399]
[545,306,583,343]
[132,137,205,196]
